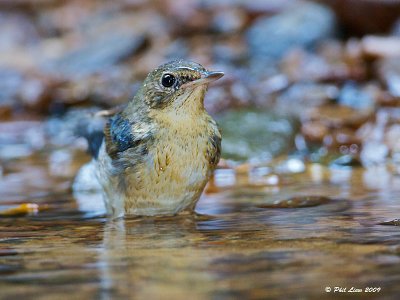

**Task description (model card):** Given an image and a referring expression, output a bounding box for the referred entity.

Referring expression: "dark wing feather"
[207,130,221,167]
[104,113,154,162]
[105,114,137,159]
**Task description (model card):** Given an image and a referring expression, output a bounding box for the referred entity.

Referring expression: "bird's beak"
[181,71,224,89]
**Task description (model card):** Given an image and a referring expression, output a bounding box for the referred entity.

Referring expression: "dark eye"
[161,74,176,88]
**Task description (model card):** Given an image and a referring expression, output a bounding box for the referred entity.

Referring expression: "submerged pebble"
[258,196,332,208]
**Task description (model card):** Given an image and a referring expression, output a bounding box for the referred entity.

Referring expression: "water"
[0,150,399,299]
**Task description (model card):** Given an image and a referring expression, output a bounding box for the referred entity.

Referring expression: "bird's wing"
[207,130,221,167]
[75,106,125,159]
[104,113,154,169]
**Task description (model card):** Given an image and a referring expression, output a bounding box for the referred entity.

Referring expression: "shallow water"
[0,150,399,299]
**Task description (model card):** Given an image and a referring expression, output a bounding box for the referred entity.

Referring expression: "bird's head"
[138,60,223,114]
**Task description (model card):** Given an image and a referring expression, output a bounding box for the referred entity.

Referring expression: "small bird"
[83,60,223,218]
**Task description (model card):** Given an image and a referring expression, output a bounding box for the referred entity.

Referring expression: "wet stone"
[330,155,362,167]
[379,219,400,226]
[257,196,332,209]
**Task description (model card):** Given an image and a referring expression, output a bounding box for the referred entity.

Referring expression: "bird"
[80,60,223,218]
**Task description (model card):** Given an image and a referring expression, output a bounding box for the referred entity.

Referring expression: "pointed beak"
[181,71,224,89]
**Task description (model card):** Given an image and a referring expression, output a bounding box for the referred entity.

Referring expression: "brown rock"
[308,104,373,129]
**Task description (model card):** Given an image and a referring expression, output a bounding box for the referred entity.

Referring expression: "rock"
[53,67,137,108]
[393,19,400,36]
[330,154,362,167]
[257,196,331,208]
[0,69,20,117]
[280,49,331,82]
[378,57,400,98]
[211,7,247,34]
[361,142,389,166]
[48,33,146,79]
[362,36,400,58]
[308,104,372,129]
[216,109,297,162]
[338,82,375,110]
[301,121,329,144]
[325,128,361,152]
[276,83,338,116]
[247,1,336,64]
[281,41,368,83]
[302,121,362,153]
[0,120,45,160]
[0,12,39,52]
[386,124,400,153]
[0,68,55,114]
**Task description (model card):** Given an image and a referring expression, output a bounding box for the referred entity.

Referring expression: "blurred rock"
[361,141,389,166]
[281,49,333,82]
[276,83,338,116]
[212,36,248,64]
[308,104,372,128]
[323,128,361,152]
[216,109,296,161]
[393,19,400,36]
[212,7,247,34]
[301,121,329,144]
[0,69,20,118]
[0,68,56,114]
[378,57,400,98]
[247,1,336,65]
[280,42,367,83]
[0,120,46,160]
[54,67,137,108]
[48,149,77,178]
[48,33,146,78]
[0,12,39,51]
[338,82,375,110]
[238,0,296,15]
[0,144,34,160]
[330,155,361,167]
[362,36,400,58]
[386,124,400,152]
[0,0,60,9]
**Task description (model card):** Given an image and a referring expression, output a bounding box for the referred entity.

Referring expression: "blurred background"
[1,1,400,299]
[1,0,400,199]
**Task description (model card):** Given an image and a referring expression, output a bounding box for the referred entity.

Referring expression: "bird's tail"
[75,115,106,159]
[75,106,125,159]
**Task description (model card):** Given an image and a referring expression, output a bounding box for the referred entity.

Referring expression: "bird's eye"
[161,74,176,88]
